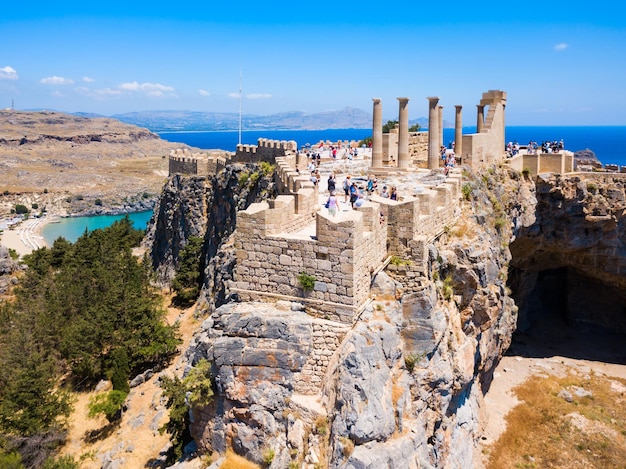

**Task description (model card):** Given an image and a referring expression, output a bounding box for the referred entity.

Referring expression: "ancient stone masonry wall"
[294,318,351,394]
[168,148,229,176]
[461,90,507,169]
[506,151,575,177]
[232,201,387,323]
[168,154,198,176]
[232,154,462,323]
[232,138,297,164]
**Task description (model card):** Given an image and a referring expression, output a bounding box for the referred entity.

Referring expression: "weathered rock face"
[143,163,275,301]
[510,173,626,335]
[178,165,524,468]
[0,246,19,295]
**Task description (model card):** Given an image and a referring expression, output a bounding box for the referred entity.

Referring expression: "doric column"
[397,97,410,169]
[477,104,485,133]
[438,105,444,148]
[372,98,383,168]
[427,97,440,169]
[454,105,463,156]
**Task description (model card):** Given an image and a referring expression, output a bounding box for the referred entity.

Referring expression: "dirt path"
[60,294,201,468]
[475,331,626,468]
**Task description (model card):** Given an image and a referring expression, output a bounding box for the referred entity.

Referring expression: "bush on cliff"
[160,359,215,463]
[171,236,204,307]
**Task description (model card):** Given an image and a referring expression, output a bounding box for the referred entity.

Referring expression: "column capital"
[455,105,463,110]
[427,96,440,103]
[373,98,382,104]
[397,97,410,103]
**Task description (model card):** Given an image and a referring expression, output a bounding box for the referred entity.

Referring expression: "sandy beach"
[0,217,49,257]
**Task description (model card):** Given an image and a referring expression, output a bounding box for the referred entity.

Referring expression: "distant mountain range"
[72,108,451,132]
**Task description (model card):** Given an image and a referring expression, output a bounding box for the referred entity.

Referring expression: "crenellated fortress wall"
[230,152,462,326]
[232,138,298,164]
[168,138,298,176]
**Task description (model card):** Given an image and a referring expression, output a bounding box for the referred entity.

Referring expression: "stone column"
[477,104,485,133]
[454,105,463,157]
[372,98,383,168]
[438,105,444,148]
[427,97,440,169]
[397,97,410,169]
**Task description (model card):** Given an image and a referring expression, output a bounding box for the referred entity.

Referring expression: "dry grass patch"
[219,450,261,469]
[486,372,626,469]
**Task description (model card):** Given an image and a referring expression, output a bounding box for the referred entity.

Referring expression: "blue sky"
[1,1,625,125]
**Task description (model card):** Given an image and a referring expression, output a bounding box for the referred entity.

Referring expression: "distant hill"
[110,108,373,132]
[107,109,453,133]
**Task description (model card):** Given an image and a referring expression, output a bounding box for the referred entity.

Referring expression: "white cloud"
[246,93,271,100]
[41,76,75,85]
[0,66,18,80]
[228,92,240,99]
[118,81,175,97]
[554,43,568,51]
[83,76,95,83]
[199,89,210,96]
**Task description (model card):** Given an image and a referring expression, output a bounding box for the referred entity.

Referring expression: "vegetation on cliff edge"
[0,217,180,468]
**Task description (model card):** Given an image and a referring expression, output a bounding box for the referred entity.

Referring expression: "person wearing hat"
[380,185,389,198]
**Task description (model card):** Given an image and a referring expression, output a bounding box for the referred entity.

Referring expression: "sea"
[160,126,626,167]
[40,126,626,245]
[41,210,153,246]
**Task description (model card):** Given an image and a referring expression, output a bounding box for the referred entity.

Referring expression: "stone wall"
[231,155,462,323]
[232,201,387,323]
[233,138,297,164]
[461,90,507,170]
[506,151,575,177]
[168,148,229,176]
[294,317,351,394]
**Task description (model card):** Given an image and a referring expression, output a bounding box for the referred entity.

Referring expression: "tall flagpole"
[238,70,242,146]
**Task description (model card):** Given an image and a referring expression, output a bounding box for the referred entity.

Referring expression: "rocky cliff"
[145,164,626,468]
[509,173,626,336]
[143,163,275,305]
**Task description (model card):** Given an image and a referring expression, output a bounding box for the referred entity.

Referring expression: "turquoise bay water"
[41,210,153,246]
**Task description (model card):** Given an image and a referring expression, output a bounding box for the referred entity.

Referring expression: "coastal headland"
[0,110,199,255]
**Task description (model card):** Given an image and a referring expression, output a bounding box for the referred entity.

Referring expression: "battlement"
[232,138,298,163]
[168,148,230,176]
[231,151,462,326]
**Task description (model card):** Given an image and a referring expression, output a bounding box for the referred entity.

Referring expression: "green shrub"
[2,190,9,196]
[494,217,507,232]
[14,204,29,214]
[87,390,128,423]
[31,203,39,210]
[297,272,316,292]
[263,448,275,466]
[404,353,423,372]
[238,172,250,187]
[75,195,84,201]
[160,360,214,463]
[390,255,411,266]
[587,182,599,193]
[94,198,103,206]
[522,168,530,178]
[461,183,472,201]
[442,276,454,300]
[259,161,275,176]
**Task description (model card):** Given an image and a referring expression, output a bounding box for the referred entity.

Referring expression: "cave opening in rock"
[507,264,626,364]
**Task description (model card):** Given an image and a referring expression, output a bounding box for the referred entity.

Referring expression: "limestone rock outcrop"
[172,165,523,468]
[510,173,626,334]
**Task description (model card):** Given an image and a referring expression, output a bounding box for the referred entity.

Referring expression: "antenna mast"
[238,70,242,146]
